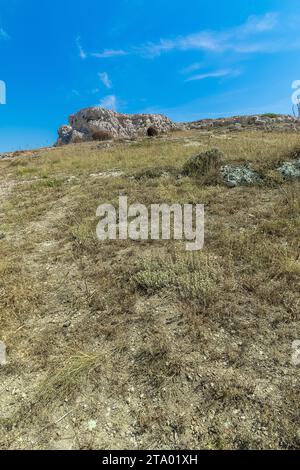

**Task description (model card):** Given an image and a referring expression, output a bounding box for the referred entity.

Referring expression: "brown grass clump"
[92,130,113,141]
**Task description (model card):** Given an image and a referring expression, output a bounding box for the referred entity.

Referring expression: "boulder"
[220,165,262,187]
[277,158,300,179]
[56,107,177,145]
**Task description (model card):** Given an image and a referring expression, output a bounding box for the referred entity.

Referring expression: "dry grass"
[0,129,299,450]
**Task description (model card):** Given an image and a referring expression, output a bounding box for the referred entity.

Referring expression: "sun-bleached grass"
[0,129,299,450]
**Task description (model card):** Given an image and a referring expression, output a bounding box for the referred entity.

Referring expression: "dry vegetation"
[0,130,299,449]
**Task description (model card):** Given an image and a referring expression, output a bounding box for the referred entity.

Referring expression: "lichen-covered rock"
[56,107,177,145]
[220,165,262,187]
[276,159,300,179]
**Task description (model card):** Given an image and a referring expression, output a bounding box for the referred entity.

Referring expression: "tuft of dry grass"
[133,251,222,307]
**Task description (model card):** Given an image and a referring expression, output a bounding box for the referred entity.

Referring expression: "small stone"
[87,420,97,431]
[0,341,7,366]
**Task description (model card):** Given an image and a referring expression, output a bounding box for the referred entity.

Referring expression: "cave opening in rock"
[147,127,159,137]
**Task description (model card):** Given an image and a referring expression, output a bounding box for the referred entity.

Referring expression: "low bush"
[183,148,224,177]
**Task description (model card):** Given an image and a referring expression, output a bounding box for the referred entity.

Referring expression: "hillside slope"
[0,129,299,449]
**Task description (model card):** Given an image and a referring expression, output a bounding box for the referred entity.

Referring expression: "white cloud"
[91,49,127,58]
[76,36,87,59]
[238,12,278,34]
[80,11,292,65]
[0,28,9,40]
[136,12,281,57]
[186,69,241,82]
[99,94,117,110]
[98,72,112,89]
[181,62,204,74]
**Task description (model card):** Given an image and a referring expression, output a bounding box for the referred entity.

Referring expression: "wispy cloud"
[76,36,87,59]
[180,62,204,74]
[99,94,117,110]
[186,69,240,82]
[141,13,279,57]
[0,28,10,40]
[98,72,112,89]
[237,12,278,34]
[78,12,295,65]
[91,49,127,58]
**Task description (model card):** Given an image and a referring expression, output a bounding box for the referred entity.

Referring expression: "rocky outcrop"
[56,107,177,145]
[186,114,300,132]
[56,108,300,146]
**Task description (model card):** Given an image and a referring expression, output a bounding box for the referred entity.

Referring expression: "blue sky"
[0,0,300,151]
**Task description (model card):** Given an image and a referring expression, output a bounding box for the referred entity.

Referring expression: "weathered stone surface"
[56,107,177,145]
[187,114,300,132]
[277,158,300,179]
[220,165,262,187]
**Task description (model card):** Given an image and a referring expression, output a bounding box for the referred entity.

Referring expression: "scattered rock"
[220,165,262,187]
[187,114,300,132]
[0,341,7,366]
[56,107,177,145]
[276,158,300,179]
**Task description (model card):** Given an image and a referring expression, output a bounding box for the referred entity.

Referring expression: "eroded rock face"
[56,107,177,145]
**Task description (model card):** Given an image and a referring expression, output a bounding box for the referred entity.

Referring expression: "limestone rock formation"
[186,114,300,132]
[56,107,177,145]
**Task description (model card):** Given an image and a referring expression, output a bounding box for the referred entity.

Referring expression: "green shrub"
[183,148,224,177]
